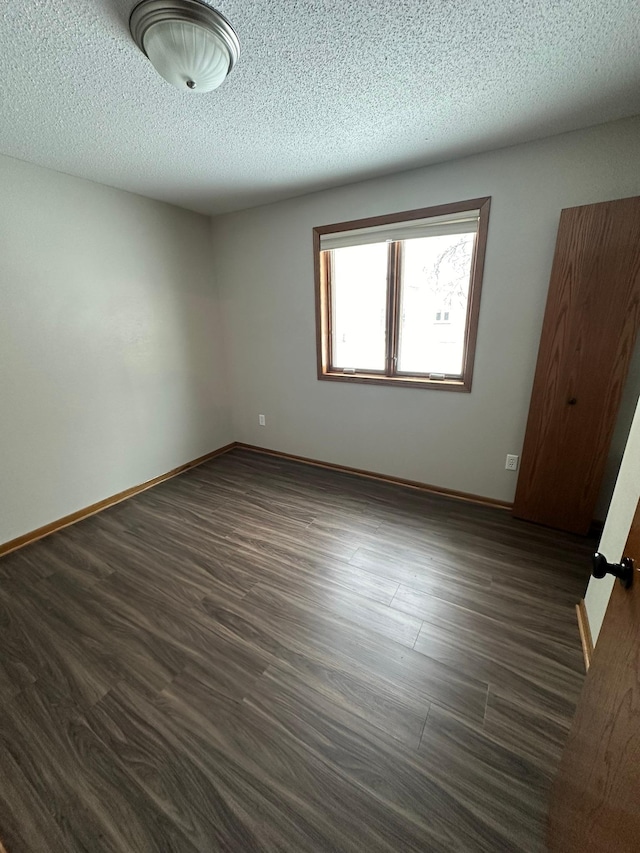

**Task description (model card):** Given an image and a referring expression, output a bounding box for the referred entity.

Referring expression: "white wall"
[212,116,640,503]
[0,154,231,546]
[585,396,640,642]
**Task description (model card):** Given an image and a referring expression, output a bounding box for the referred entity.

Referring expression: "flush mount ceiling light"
[129,0,240,93]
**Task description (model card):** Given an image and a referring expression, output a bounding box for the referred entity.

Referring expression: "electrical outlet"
[505,454,519,471]
[258,414,266,426]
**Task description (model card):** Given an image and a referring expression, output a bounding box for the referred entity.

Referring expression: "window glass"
[331,242,388,371]
[397,232,475,375]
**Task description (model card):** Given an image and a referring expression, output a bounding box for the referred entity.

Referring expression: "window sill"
[318,371,471,392]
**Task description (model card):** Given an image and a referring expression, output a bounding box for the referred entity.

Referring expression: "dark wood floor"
[0,449,593,852]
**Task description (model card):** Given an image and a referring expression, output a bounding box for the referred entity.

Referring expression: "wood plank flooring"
[0,449,593,852]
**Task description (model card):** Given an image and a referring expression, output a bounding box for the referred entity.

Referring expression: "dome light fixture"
[129,0,240,93]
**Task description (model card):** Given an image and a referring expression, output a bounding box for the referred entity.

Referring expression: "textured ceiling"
[1,0,640,215]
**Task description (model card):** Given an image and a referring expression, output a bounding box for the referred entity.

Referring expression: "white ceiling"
[1,0,640,215]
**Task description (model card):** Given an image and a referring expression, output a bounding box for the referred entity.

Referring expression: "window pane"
[330,242,388,371]
[397,232,476,375]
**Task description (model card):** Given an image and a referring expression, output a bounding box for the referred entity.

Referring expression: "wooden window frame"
[313,197,491,392]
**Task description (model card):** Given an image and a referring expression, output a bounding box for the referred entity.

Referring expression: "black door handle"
[592,552,634,589]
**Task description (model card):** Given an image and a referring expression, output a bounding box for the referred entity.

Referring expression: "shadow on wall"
[596,337,640,521]
[160,220,232,458]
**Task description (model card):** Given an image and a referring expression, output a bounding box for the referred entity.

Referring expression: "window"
[313,197,490,391]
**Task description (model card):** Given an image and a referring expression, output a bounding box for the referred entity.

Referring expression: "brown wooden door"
[513,196,640,534]
[548,499,640,851]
